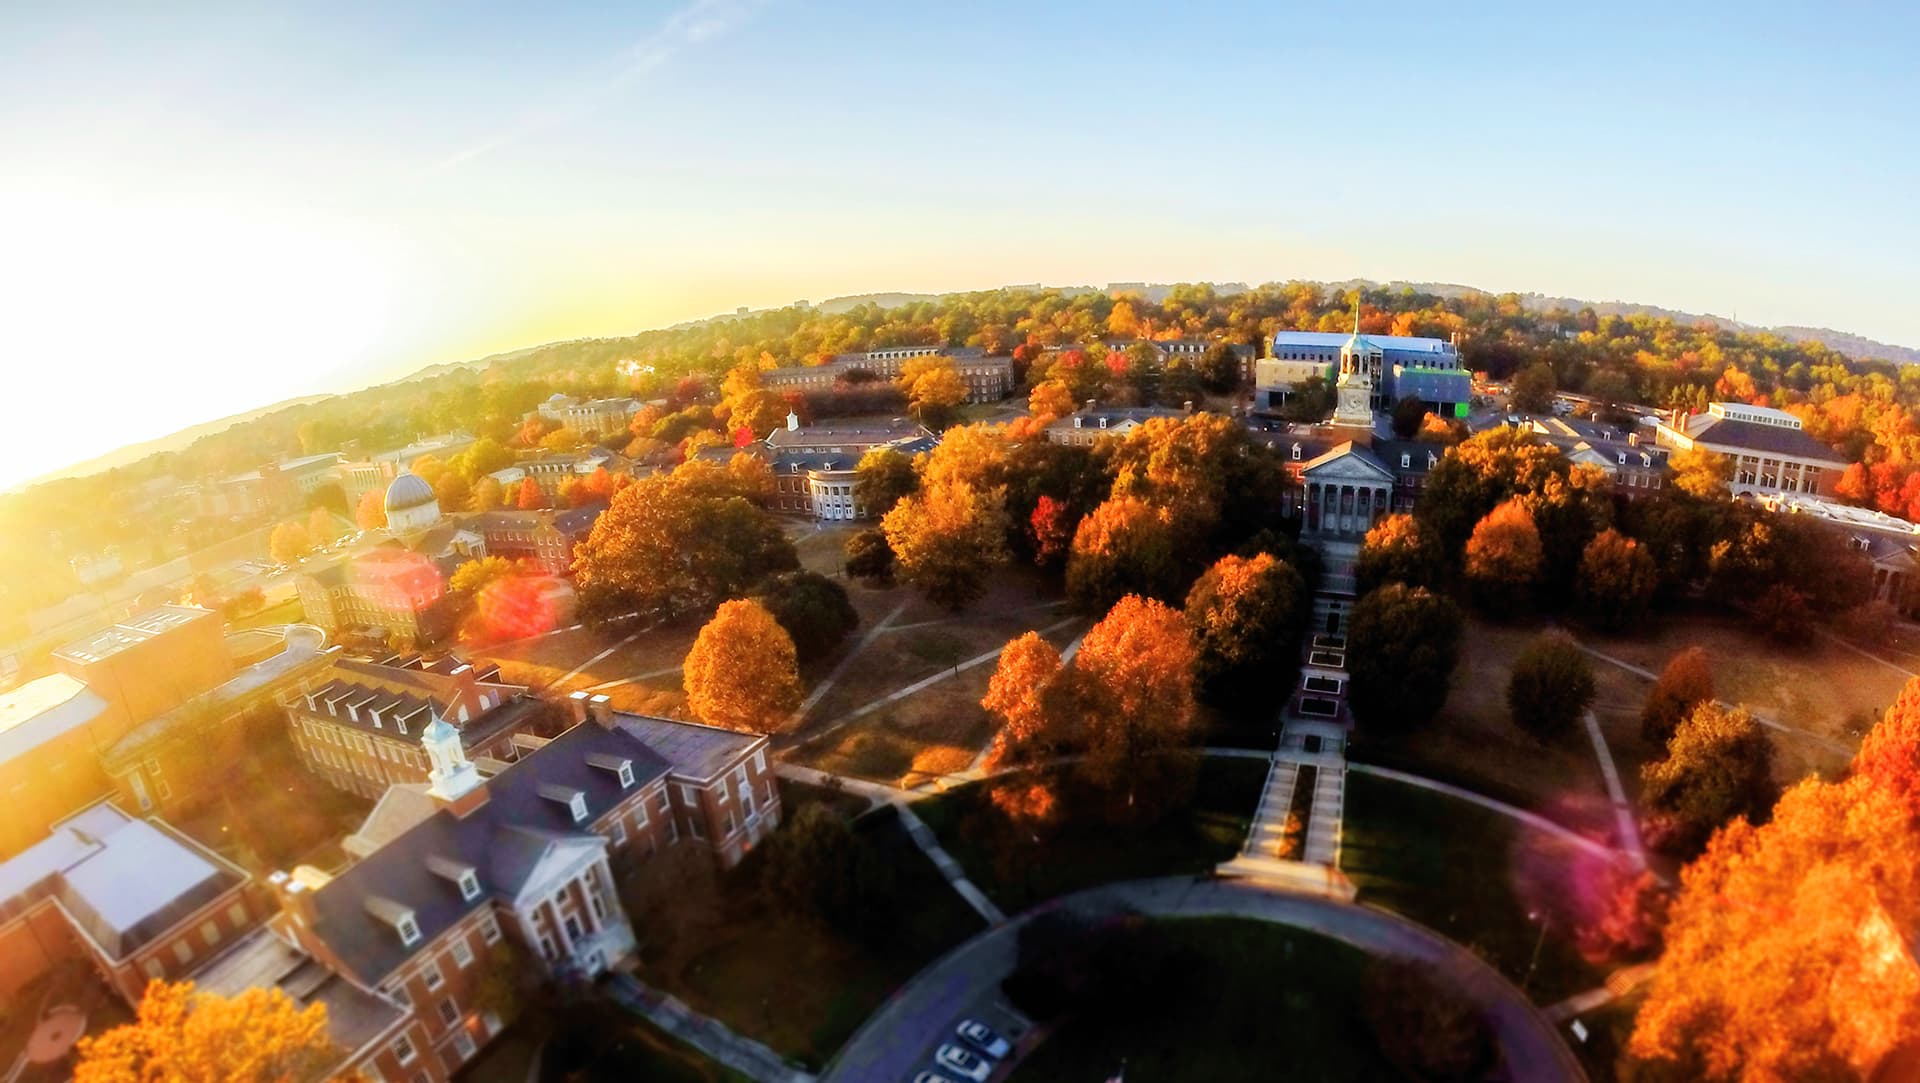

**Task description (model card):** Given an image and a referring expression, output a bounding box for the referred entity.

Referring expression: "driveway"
[822,876,1586,1083]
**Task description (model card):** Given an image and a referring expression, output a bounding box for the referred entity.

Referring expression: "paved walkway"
[1348,763,1629,865]
[604,972,813,1083]
[1572,642,1853,757]
[1581,709,1647,869]
[1818,627,1918,679]
[773,762,913,806]
[545,630,642,690]
[788,598,911,728]
[895,803,1007,925]
[820,877,1586,1083]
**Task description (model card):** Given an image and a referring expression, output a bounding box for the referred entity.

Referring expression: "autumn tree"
[1197,342,1242,393]
[1354,512,1445,594]
[1183,552,1306,705]
[1028,379,1076,424]
[1347,585,1463,730]
[981,631,1067,768]
[1640,701,1779,858]
[1506,631,1596,742]
[470,475,504,512]
[1640,646,1715,744]
[572,464,797,621]
[1028,495,1075,570]
[880,480,1010,610]
[449,555,515,599]
[1510,361,1557,413]
[853,447,918,518]
[1463,499,1543,611]
[269,521,313,564]
[1389,395,1427,439]
[1853,677,1920,815]
[538,427,587,452]
[1628,772,1920,1080]
[900,355,967,428]
[1073,595,1200,819]
[515,477,546,510]
[1667,446,1732,500]
[843,528,895,584]
[353,488,386,530]
[683,599,802,732]
[1575,528,1659,631]
[1064,496,1185,610]
[74,981,343,1083]
[751,570,859,663]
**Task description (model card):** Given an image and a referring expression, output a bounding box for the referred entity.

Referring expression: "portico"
[1298,443,1396,541]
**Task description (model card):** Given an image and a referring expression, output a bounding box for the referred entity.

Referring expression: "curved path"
[821,876,1586,1083]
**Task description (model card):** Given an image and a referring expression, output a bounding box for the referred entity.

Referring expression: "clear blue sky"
[1,1,1916,488]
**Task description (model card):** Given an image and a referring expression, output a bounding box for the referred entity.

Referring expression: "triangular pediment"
[1302,447,1394,482]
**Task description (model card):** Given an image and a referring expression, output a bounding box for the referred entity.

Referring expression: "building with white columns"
[260,693,779,1081]
[1652,402,1847,498]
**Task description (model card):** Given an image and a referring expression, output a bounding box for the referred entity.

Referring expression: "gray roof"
[767,419,931,450]
[771,434,938,476]
[0,675,110,768]
[1389,367,1472,404]
[0,803,243,960]
[1684,416,1849,464]
[194,932,406,1068]
[610,714,762,780]
[304,714,722,983]
[105,627,333,764]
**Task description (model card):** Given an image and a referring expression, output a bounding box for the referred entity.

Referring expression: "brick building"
[52,604,232,733]
[286,654,549,800]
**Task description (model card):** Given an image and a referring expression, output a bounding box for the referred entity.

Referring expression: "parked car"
[934,1044,992,1082]
[912,1074,957,1083]
[955,1020,1010,1059]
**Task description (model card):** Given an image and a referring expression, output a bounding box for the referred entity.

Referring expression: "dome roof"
[384,472,438,513]
[1343,331,1376,354]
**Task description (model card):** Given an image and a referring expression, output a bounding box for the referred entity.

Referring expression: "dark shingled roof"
[303,713,748,984]
[1685,416,1848,464]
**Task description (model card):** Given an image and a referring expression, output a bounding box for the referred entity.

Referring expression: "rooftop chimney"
[567,689,592,725]
[1183,400,1195,415]
[589,693,614,728]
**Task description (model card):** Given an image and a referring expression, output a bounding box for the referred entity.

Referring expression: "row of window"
[140,901,251,979]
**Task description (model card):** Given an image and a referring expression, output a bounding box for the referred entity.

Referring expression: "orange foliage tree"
[515,477,545,510]
[980,631,1066,769]
[353,488,387,530]
[1640,646,1714,743]
[1463,498,1542,611]
[682,599,801,733]
[1073,595,1199,816]
[1574,528,1658,631]
[74,981,348,1083]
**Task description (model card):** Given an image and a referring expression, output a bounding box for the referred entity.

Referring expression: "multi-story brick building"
[0,802,268,1006]
[1042,404,1191,447]
[750,415,936,519]
[259,692,778,1079]
[470,506,605,576]
[1652,401,1848,498]
[285,654,548,800]
[0,675,117,859]
[52,604,231,731]
[761,347,1014,405]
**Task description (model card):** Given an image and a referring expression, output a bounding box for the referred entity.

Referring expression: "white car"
[934,1044,992,1082]
[955,1020,1010,1059]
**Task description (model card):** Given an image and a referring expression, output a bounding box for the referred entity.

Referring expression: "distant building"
[285,654,546,801]
[470,506,605,576]
[761,347,1013,404]
[195,453,347,520]
[1653,402,1847,497]
[1257,328,1471,418]
[1042,403,1192,447]
[743,414,937,520]
[296,475,486,649]
[1494,414,1671,496]
[52,604,232,727]
[0,675,116,858]
[536,394,641,435]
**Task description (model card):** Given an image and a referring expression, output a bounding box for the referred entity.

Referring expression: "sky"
[2,0,1917,490]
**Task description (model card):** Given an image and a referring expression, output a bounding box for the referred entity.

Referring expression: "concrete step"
[1216,854,1358,900]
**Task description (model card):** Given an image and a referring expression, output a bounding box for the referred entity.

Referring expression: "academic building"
[1256,329,1472,418]
[1652,401,1848,498]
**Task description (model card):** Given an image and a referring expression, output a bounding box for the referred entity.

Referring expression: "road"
[822,876,1586,1083]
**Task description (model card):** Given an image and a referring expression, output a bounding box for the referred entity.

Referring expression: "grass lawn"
[915,756,1266,911]
[455,1024,543,1083]
[1011,918,1395,1082]
[1586,606,1905,752]
[1349,616,1617,837]
[639,805,984,1070]
[536,999,754,1083]
[1340,771,1608,1004]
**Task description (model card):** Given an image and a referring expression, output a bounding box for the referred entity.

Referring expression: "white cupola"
[423,715,480,804]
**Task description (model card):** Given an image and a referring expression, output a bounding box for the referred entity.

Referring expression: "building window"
[201,921,221,948]
[611,818,628,847]
[680,784,700,806]
[564,915,583,941]
[451,938,475,969]
[391,1034,417,1066]
[172,941,193,965]
[569,793,589,822]
[459,871,481,901]
[143,958,165,980]
[422,960,444,991]
[482,915,502,945]
[617,762,634,788]
[538,934,556,960]
[227,901,248,927]
[452,1029,477,1061]
[438,998,460,1027]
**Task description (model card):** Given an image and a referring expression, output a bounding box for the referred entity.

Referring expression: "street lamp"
[1522,909,1549,995]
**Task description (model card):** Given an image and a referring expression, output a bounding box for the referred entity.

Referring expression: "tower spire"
[1352,295,1361,335]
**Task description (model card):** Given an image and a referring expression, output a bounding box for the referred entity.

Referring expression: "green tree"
[1389,395,1427,439]
[1197,342,1243,393]
[1506,630,1597,741]
[1354,513,1445,594]
[853,447,919,518]
[1511,361,1557,413]
[1347,585,1463,730]
[1279,375,1334,421]
[843,528,895,584]
[1640,701,1778,857]
[751,570,860,663]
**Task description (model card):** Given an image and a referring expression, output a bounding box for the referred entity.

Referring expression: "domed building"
[383,471,441,535]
